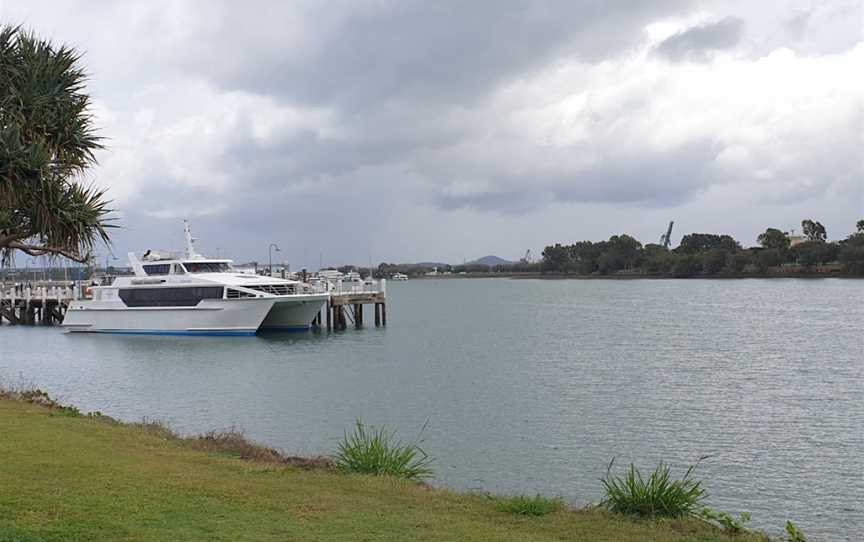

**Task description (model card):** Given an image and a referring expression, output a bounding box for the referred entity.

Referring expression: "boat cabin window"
[184,262,231,273]
[142,264,171,276]
[118,286,223,307]
[172,264,186,275]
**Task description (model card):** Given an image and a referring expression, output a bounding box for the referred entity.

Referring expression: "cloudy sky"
[3,0,862,266]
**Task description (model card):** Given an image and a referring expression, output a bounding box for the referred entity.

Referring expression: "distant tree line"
[539,220,864,277]
[372,260,541,278]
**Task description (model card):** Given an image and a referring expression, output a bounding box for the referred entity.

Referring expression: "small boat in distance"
[62,222,329,336]
[391,273,408,281]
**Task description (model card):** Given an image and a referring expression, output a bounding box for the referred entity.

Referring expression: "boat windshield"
[183,262,232,273]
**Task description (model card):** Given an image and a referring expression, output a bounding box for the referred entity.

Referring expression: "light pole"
[105,252,118,275]
[268,243,281,277]
[26,257,37,283]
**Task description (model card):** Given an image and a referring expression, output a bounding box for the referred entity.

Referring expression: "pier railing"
[0,281,82,326]
[0,282,82,303]
[322,278,386,296]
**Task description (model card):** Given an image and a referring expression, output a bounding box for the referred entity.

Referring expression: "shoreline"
[412,271,860,280]
[0,389,779,541]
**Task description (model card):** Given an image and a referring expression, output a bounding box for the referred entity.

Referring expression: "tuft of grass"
[495,494,564,516]
[700,507,751,533]
[601,458,707,518]
[785,521,807,542]
[334,419,434,480]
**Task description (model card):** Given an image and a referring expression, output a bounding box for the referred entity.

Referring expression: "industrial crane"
[660,221,675,249]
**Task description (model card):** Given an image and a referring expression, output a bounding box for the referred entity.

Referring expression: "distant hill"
[411,262,450,269]
[467,255,514,267]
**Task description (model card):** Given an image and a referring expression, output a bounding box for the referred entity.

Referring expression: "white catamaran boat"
[62,222,329,336]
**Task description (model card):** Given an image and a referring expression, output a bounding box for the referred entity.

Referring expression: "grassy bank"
[0,398,769,541]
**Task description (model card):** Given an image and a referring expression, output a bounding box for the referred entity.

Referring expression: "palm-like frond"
[0,24,112,263]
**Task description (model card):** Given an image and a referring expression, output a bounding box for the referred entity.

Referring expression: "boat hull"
[259,294,329,331]
[61,298,277,336]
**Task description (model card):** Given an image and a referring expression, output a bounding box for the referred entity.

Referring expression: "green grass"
[334,419,434,480]
[601,459,707,518]
[495,495,564,516]
[0,398,770,541]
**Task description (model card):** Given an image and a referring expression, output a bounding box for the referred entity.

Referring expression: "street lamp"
[26,257,38,283]
[268,243,281,277]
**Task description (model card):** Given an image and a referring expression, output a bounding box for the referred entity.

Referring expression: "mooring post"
[381,302,387,326]
[40,287,48,325]
[326,302,332,330]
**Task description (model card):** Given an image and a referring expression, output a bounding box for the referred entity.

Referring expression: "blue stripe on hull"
[257,325,310,332]
[86,329,257,337]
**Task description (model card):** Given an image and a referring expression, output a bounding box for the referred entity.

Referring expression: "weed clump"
[785,521,807,542]
[601,459,706,518]
[334,420,434,480]
[495,494,564,516]
[700,507,751,533]
[0,388,81,416]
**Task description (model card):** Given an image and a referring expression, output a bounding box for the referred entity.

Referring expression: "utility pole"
[268,243,281,277]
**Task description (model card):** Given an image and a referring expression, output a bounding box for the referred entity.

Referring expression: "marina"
[0,279,387,333]
[0,279,388,332]
[1,4,859,539]
[1,224,388,334]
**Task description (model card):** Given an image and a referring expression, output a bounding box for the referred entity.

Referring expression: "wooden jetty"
[0,282,78,326]
[312,279,387,331]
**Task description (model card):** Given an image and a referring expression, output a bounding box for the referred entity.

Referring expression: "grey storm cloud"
[171,0,689,108]
[654,16,745,61]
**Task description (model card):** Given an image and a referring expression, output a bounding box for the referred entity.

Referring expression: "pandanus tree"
[0,25,113,264]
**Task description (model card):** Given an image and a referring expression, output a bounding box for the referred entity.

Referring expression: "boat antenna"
[184,220,203,260]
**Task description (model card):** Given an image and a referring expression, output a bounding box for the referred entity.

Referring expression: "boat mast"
[184,220,203,260]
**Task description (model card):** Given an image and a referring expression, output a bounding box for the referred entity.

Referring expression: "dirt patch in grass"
[190,430,335,470]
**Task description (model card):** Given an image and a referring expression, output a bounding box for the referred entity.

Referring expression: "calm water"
[1,278,862,540]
